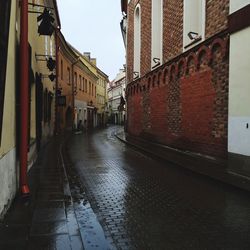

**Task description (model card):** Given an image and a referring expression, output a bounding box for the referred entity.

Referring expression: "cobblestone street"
[66,126,250,249]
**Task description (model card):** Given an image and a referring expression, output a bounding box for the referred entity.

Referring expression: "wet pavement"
[0,137,84,250]
[1,126,250,249]
[67,125,250,249]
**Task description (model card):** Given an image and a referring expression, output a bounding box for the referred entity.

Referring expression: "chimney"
[90,58,96,65]
[83,52,91,61]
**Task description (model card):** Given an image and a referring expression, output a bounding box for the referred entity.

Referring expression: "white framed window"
[45,36,48,56]
[183,0,206,50]
[133,4,141,79]
[50,37,53,56]
[151,0,163,69]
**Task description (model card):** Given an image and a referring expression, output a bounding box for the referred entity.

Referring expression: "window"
[0,0,11,143]
[74,72,77,91]
[89,81,91,95]
[85,79,87,93]
[43,89,53,124]
[183,0,206,50]
[50,37,53,56]
[151,0,163,69]
[61,60,63,80]
[79,75,82,90]
[67,67,70,84]
[43,89,48,123]
[45,36,48,56]
[82,77,85,91]
[133,4,141,79]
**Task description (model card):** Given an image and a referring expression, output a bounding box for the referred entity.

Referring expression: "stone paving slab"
[115,130,250,192]
[67,126,250,249]
[0,136,86,250]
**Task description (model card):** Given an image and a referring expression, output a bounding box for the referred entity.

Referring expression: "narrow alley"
[66,126,250,249]
[1,0,250,249]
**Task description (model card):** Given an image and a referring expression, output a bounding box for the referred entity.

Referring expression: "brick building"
[121,0,250,172]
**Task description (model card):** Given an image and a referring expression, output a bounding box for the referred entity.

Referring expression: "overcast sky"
[57,0,125,80]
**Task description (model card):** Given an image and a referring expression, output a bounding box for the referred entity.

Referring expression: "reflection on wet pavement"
[67,126,250,249]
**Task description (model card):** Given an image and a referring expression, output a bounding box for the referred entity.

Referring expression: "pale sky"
[57,0,125,81]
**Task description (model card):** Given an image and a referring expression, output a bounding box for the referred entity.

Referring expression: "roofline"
[121,0,127,14]
[68,43,109,80]
[53,0,61,28]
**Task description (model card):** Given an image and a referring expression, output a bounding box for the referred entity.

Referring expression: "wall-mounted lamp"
[133,71,139,79]
[152,57,161,69]
[188,31,199,40]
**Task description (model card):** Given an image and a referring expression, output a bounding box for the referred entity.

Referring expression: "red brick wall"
[163,0,183,62]
[127,36,229,158]
[127,0,152,83]
[126,0,230,158]
[127,92,142,136]
[206,0,229,38]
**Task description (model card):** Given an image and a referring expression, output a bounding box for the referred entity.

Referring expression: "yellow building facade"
[97,69,109,127]
[0,0,60,218]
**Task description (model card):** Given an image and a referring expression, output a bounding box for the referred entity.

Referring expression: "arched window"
[151,0,163,69]
[134,4,141,79]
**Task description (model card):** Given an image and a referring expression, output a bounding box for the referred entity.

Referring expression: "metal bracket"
[152,58,161,69]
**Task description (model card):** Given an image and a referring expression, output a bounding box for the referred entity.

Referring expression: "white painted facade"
[74,100,87,128]
[151,0,163,68]
[230,0,250,13]
[0,148,17,219]
[183,0,206,50]
[228,0,250,157]
[0,1,18,219]
[108,70,126,125]
[133,4,141,79]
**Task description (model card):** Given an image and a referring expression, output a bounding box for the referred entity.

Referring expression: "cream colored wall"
[230,0,250,13]
[228,1,250,156]
[0,0,17,156]
[28,0,56,140]
[0,0,18,219]
[96,74,107,114]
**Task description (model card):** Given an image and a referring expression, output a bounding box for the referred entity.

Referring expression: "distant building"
[57,35,98,131]
[97,69,109,127]
[108,69,126,125]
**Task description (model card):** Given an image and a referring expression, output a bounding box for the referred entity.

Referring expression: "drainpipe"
[71,57,80,129]
[19,0,30,196]
[55,27,60,135]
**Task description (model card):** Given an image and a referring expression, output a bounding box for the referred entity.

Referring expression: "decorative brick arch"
[163,67,169,84]
[136,84,139,93]
[152,74,157,87]
[197,46,210,70]
[157,70,162,85]
[210,38,227,63]
[186,53,197,75]
[177,58,186,78]
[170,64,176,81]
[147,77,151,90]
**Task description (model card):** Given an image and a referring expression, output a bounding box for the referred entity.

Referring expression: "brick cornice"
[228,4,250,34]
[126,29,229,94]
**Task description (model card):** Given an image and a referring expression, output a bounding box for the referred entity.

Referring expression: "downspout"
[55,27,60,135]
[20,0,30,196]
[71,57,80,130]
